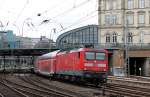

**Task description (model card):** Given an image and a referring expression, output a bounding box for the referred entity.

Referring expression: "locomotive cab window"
[96,52,105,60]
[85,52,95,60]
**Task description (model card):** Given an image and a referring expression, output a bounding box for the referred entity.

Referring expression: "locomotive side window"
[85,52,95,60]
[96,52,105,60]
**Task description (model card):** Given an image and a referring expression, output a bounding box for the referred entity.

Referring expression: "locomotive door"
[50,59,56,74]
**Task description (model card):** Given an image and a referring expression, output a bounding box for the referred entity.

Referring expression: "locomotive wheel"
[71,76,76,82]
[94,80,99,87]
[95,82,99,87]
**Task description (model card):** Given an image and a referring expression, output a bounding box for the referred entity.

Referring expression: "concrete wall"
[112,50,125,76]
[111,49,150,76]
[144,58,150,76]
[128,50,150,57]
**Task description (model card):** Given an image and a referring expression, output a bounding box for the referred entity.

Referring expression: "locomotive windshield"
[85,52,95,60]
[85,52,105,60]
[96,52,105,60]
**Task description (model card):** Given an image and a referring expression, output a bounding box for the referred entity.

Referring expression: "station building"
[0,30,55,71]
[0,30,19,48]
[98,0,150,76]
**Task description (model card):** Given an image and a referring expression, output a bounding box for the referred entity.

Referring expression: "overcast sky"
[0,0,98,41]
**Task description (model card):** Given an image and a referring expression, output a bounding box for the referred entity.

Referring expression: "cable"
[37,0,68,16]
[19,0,96,37]
[49,0,92,19]
[13,0,29,24]
[38,0,93,29]
[58,10,98,33]
[36,0,94,30]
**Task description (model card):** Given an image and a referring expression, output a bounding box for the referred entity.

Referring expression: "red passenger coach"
[34,50,59,76]
[34,48,108,85]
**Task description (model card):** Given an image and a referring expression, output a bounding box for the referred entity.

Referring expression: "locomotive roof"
[67,48,105,52]
[38,50,60,59]
[57,48,106,55]
[38,48,107,59]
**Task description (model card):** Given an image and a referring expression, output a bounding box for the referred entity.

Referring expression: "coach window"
[85,52,95,60]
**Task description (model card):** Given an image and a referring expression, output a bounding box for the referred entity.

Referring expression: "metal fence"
[0,56,34,71]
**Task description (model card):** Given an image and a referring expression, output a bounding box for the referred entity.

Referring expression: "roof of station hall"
[56,25,98,43]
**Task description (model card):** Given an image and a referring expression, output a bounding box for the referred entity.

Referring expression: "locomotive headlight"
[84,63,93,67]
[97,64,106,67]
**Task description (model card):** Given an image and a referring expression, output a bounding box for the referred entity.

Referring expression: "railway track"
[108,76,150,89]
[4,76,76,97]
[0,74,29,97]
[106,83,150,97]
[2,73,150,97]
[106,76,150,97]
[0,93,4,97]
[18,74,87,97]
[1,74,103,97]
[28,74,137,97]
[130,75,150,82]
[26,75,117,97]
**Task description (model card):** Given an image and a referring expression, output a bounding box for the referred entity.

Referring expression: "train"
[34,48,108,86]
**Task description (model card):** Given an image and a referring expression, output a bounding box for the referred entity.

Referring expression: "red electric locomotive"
[34,48,108,86]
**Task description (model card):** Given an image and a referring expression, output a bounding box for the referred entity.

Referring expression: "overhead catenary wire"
[53,0,92,19]
[15,0,96,38]
[37,0,69,16]
[40,0,92,20]
[13,0,29,24]
[38,0,94,29]
[33,9,97,37]
[52,10,98,41]
[38,0,95,29]
[58,10,98,33]
[18,0,93,28]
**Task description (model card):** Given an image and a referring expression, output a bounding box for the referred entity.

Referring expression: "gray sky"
[0,0,98,40]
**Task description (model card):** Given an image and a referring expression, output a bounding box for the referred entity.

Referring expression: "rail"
[0,93,4,97]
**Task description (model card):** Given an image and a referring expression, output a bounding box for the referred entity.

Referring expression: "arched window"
[106,33,111,43]
[112,32,117,43]
[128,32,133,43]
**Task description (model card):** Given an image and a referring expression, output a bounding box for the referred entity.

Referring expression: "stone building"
[98,0,150,76]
